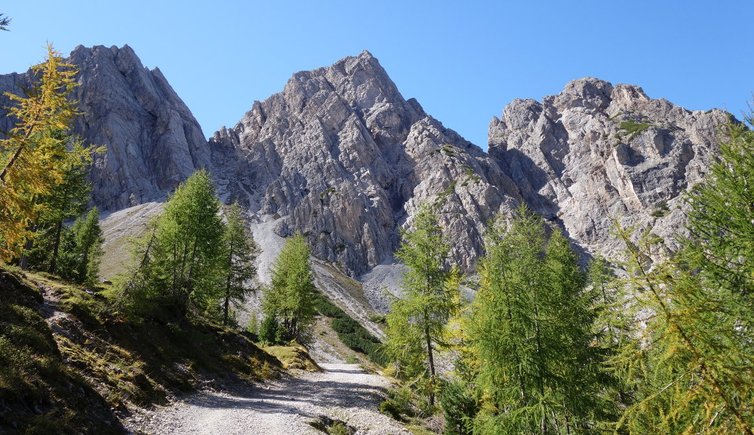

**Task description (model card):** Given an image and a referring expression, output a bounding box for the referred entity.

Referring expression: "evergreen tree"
[70,208,103,285]
[221,203,259,326]
[385,204,459,407]
[470,205,609,433]
[0,14,10,31]
[121,170,225,317]
[28,139,95,274]
[0,45,89,261]
[262,234,316,343]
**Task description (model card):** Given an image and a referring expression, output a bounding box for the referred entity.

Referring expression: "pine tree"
[221,203,259,326]
[262,233,316,342]
[385,204,459,408]
[470,205,609,433]
[0,45,88,261]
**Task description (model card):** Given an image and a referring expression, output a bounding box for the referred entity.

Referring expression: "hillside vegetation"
[0,266,280,433]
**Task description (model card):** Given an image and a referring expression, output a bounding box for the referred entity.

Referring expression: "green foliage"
[312,292,387,365]
[385,204,460,407]
[246,312,258,336]
[608,117,754,434]
[379,385,418,421]
[25,207,104,285]
[221,203,259,325]
[259,314,282,345]
[686,119,754,296]
[119,170,226,318]
[469,205,611,433]
[262,234,317,343]
[619,120,651,139]
[26,136,97,274]
[439,379,478,435]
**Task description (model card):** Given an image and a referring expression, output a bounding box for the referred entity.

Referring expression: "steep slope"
[489,78,731,259]
[0,266,281,434]
[210,51,521,275]
[0,45,210,211]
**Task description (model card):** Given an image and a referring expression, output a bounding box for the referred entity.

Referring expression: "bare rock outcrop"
[0,45,210,210]
[210,51,520,275]
[489,77,731,259]
[2,46,732,277]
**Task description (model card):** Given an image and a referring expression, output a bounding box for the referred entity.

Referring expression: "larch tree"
[470,205,609,434]
[610,116,754,434]
[28,138,95,274]
[262,233,316,343]
[385,204,459,408]
[120,170,226,317]
[70,207,103,285]
[0,45,89,261]
[221,203,259,326]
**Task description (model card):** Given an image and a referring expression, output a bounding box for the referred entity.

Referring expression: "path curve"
[128,364,409,435]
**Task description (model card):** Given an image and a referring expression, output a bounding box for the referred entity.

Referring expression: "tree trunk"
[18,238,33,270]
[49,220,63,274]
[18,223,37,270]
[223,243,234,325]
[423,310,436,407]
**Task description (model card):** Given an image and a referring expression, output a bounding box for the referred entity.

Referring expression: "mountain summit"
[0,47,732,277]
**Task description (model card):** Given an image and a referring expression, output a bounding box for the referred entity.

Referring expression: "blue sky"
[1,1,752,148]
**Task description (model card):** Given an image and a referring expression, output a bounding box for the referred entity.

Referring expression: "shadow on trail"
[183,367,389,415]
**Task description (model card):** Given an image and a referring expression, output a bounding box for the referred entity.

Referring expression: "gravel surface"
[127,364,409,435]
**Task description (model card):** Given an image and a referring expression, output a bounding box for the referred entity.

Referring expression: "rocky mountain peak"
[1,46,733,282]
[0,44,210,211]
[210,51,519,276]
[490,77,731,260]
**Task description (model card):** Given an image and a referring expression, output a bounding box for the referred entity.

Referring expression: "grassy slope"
[0,267,281,434]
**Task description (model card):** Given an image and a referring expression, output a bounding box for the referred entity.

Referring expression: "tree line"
[383,119,754,434]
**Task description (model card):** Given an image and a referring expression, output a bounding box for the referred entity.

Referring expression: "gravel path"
[128,364,410,435]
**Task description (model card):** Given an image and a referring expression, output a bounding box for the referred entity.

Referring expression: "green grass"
[264,344,320,371]
[619,120,651,139]
[0,268,124,433]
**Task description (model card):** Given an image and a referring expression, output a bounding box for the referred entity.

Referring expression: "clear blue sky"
[1,1,753,148]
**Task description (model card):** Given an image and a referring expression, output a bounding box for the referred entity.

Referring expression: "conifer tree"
[28,139,94,273]
[262,233,316,342]
[0,45,88,261]
[470,205,609,433]
[385,204,459,407]
[70,208,103,285]
[221,203,259,326]
[121,170,225,317]
[610,117,754,434]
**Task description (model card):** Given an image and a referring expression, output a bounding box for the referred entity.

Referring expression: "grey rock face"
[2,46,731,277]
[210,51,521,276]
[489,77,731,259]
[0,45,210,210]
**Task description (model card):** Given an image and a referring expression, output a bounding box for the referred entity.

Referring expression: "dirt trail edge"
[126,363,410,435]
